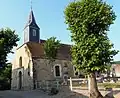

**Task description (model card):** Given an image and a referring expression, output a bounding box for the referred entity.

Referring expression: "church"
[11,9,79,90]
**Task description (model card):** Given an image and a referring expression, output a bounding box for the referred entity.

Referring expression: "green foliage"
[64,0,118,74]
[0,63,12,90]
[0,28,19,68]
[74,82,120,88]
[44,37,60,61]
[0,28,19,90]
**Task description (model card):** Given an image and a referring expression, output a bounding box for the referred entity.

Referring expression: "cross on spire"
[30,0,32,10]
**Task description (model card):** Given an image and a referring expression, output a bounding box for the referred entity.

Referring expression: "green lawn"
[72,82,120,88]
[98,82,120,88]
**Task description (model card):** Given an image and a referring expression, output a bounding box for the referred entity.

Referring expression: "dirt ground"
[0,89,120,98]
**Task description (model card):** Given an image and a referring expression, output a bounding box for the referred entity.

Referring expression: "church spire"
[28,10,36,25]
[24,0,40,43]
[24,0,39,29]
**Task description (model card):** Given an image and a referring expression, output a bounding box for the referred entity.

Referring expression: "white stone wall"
[11,44,34,90]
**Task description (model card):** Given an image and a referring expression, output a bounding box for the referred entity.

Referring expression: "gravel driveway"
[0,90,49,98]
[0,90,88,98]
[0,89,120,98]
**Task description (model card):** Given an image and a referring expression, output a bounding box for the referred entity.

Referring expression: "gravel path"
[0,90,88,98]
[0,89,120,98]
[0,90,48,98]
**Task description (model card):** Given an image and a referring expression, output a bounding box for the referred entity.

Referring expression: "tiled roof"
[26,41,71,60]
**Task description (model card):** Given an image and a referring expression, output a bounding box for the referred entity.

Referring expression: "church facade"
[11,9,79,90]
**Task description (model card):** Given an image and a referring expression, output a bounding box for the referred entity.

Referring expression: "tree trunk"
[88,72,103,98]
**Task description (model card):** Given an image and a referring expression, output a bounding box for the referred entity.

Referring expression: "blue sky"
[0,0,120,62]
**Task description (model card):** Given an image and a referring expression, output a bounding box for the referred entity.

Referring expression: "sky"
[0,0,120,62]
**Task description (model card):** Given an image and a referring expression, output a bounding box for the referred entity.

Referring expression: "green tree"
[0,28,19,90]
[0,63,12,90]
[44,37,60,75]
[64,0,118,98]
[44,37,60,62]
[0,28,19,69]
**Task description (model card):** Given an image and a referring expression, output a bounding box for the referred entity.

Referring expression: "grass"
[72,82,120,88]
[98,82,120,88]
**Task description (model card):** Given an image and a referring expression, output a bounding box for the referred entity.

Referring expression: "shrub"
[49,87,59,95]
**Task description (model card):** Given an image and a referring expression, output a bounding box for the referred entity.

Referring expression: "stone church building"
[11,9,79,90]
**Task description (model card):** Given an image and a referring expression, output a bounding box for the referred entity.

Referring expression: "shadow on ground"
[104,89,120,98]
[0,87,120,98]
[54,85,88,98]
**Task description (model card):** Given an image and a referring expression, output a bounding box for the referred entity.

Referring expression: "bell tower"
[24,2,40,43]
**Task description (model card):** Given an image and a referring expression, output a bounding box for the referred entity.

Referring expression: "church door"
[18,71,22,90]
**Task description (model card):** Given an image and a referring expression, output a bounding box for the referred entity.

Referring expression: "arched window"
[19,57,22,67]
[54,64,61,77]
[18,71,22,89]
[28,65,30,76]
[28,60,30,76]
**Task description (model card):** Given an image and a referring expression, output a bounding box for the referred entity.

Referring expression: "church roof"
[24,10,39,29]
[26,41,71,60]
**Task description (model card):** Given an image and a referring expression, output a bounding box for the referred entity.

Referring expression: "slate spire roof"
[28,10,36,24]
[24,9,39,29]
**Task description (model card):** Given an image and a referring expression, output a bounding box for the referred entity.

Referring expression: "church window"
[28,65,30,76]
[54,64,61,77]
[19,57,22,67]
[28,60,30,76]
[33,29,36,36]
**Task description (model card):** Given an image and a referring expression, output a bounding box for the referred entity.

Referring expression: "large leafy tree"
[64,0,118,98]
[0,28,19,90]
[0,28,19,69]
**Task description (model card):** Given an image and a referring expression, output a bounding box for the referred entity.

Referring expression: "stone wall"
[32,58,75,89]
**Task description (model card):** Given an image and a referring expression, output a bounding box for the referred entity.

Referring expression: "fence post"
[88,75,90,93]
[70,77,72,91]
